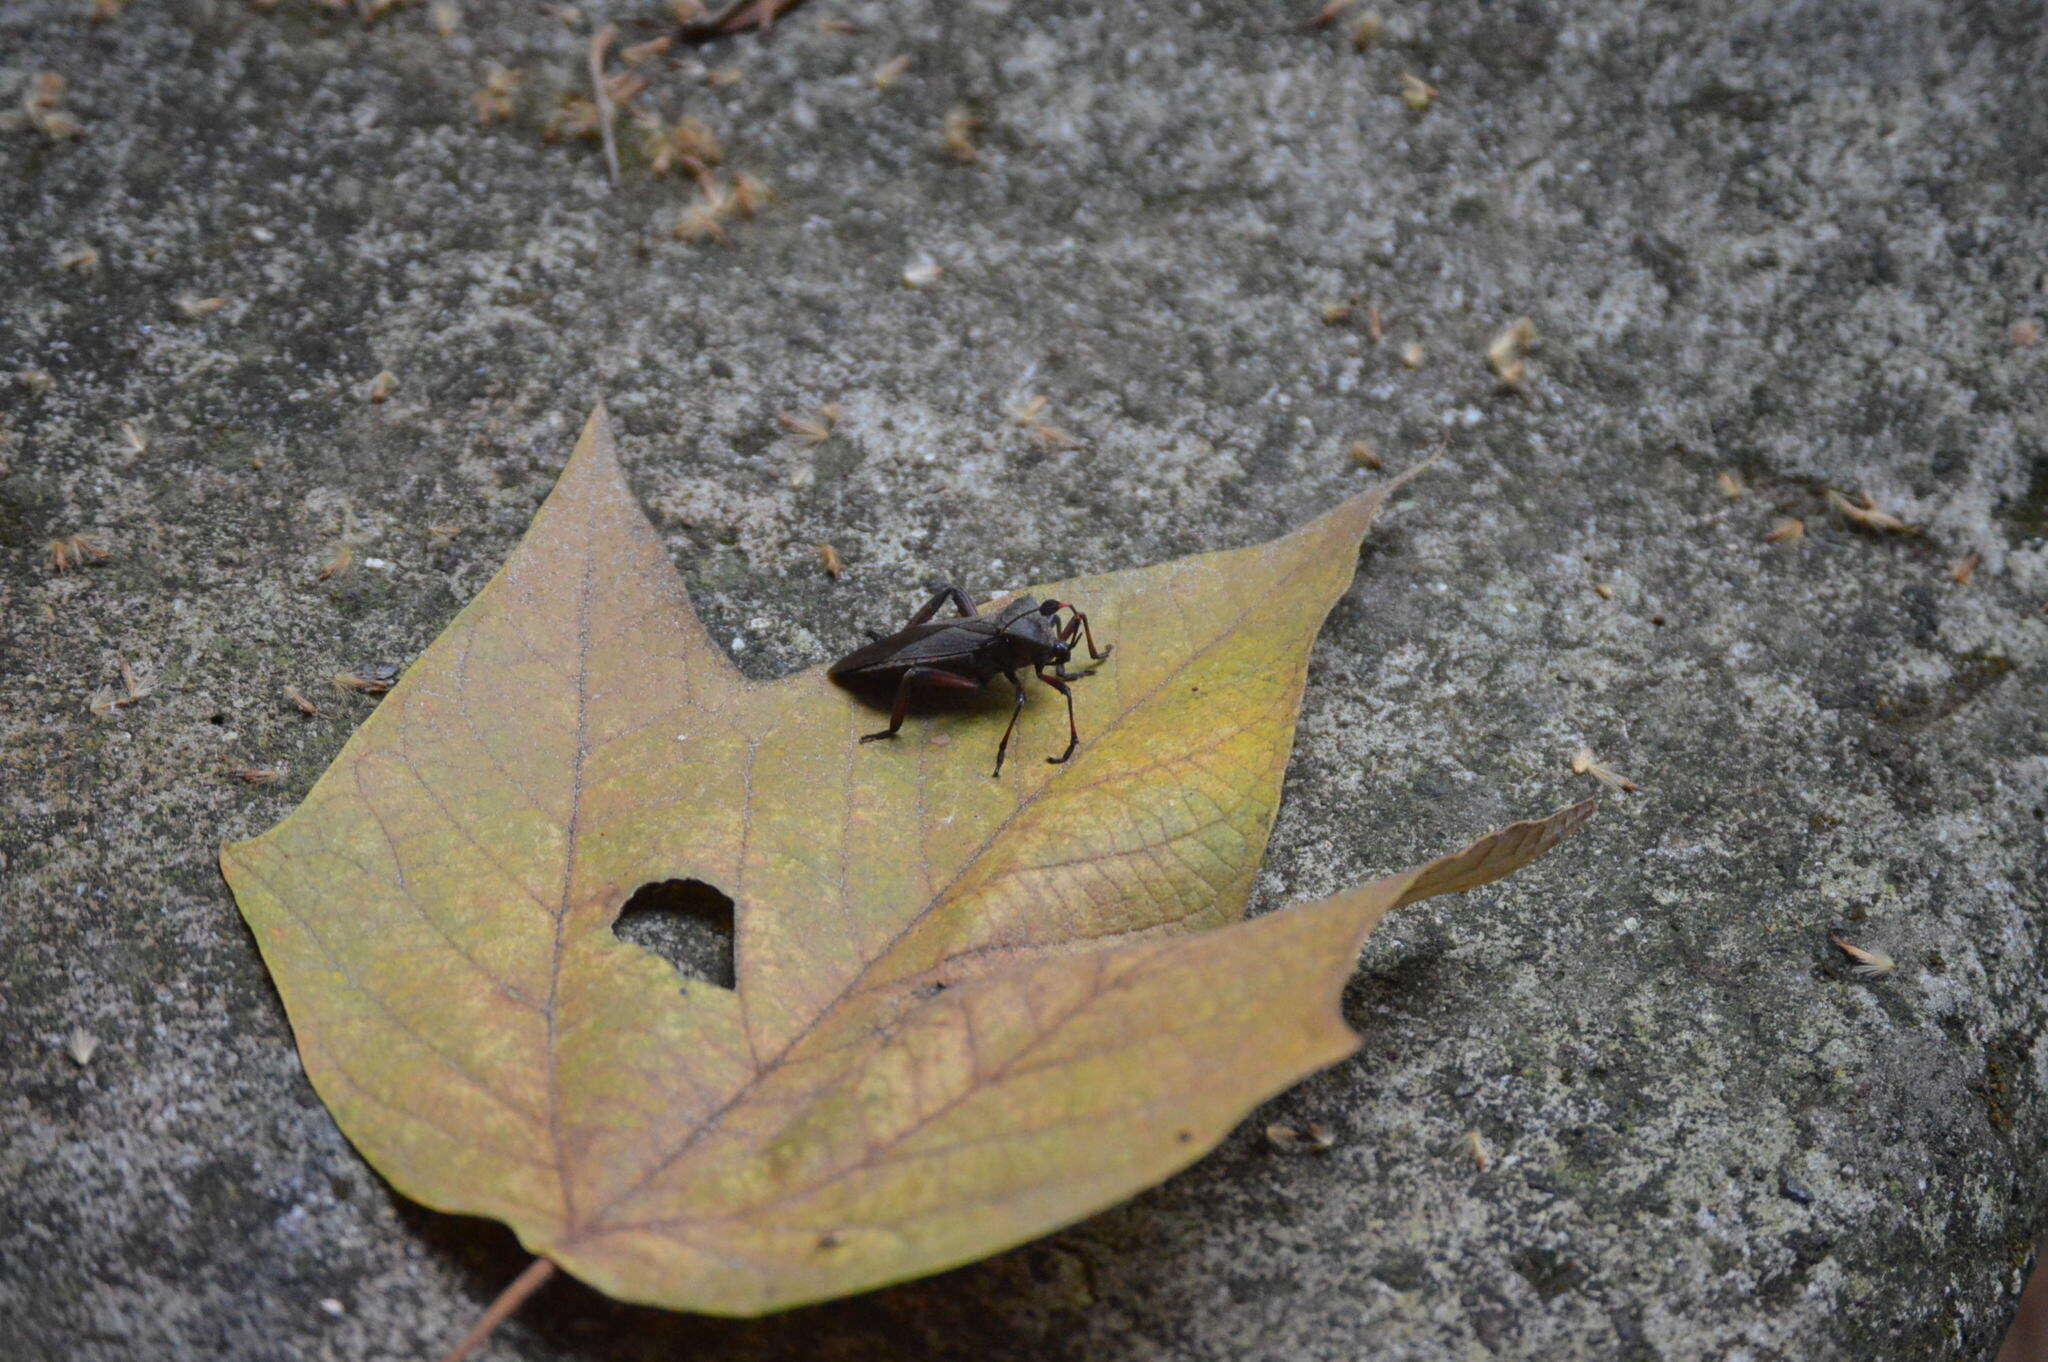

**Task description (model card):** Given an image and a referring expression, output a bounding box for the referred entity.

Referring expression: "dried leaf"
[1398,73,1437,112]
[221,405,1589,1319]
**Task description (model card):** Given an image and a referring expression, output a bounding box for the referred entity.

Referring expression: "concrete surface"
[3,0,2046,1358]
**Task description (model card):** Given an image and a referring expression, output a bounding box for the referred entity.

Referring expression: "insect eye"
[1038,600,1063,616]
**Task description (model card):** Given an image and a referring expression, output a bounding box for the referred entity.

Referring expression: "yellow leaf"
[220,404,1588,1316]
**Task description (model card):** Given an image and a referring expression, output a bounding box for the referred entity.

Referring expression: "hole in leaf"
[613,879,736,991]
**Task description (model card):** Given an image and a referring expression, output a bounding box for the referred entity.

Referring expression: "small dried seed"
[1763,516,1804,544]
[1348,439,1381,470]
[1266,1120,1337,1152]
[1570,746,1639,793]
[1829,932,1895,977]
[1399,73,1438,112]
[1825,489,1911,534]
[817,543,844,577]
[874,55,911,90]
[942,106,982,163]
[1949,553,1979,585]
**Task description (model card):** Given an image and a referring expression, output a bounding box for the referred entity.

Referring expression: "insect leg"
[1035,667,1079,765]
[859,666,978,744]
[904,582,978,629]
[1065,606,1112,661]
[992,669,1029,777]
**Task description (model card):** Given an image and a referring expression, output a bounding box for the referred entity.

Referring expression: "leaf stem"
[436,1257,557,1362]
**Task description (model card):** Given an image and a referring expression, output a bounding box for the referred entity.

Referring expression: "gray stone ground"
[4,0,2046,1357]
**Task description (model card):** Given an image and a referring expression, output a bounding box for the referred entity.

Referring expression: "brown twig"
[437,1258,557,1362]
[589,23,621,189]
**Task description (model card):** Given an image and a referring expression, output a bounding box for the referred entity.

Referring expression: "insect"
[828,584,1112,776]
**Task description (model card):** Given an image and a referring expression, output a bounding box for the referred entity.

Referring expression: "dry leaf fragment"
[1950,553,1979,585]
[1304,0,1353,27]
[1593,582,1613,600]
[816,543,844,577]
[175,295,227,318]
[1825,490,1911,534]
[1570,746,1638,793]
[1348,439,1382,470]
[942,106,982,163]
[1398,342,1425,368]
[237,768,284,786]
[1485,317,1536,389]
[366,370,397,403]
[1764,517,1804,544]
[285,685,326,717]
[874,54,911,89]
[817,16,855,33]
[57,245,100,273]
[119,421,147,455]
[1364,303,1384,343]
[1351,13,1382,48]
[902,256,942,287]
[1399,73,1438,112]
[1829,933,1895,977]
[1715,470,1743,498]
[1321,301,1354,326]
[66,1029,100,1066]
[1265,1120,1337,1152]
[220,404,1591,1333]
[1011,394,1049,426]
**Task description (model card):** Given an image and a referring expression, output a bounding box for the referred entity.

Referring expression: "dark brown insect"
[828,584,1112,776]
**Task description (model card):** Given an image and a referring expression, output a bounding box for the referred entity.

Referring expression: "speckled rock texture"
[4,0,2046,1358]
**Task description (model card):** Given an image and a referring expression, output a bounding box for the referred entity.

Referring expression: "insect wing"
[828,618,996,677]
